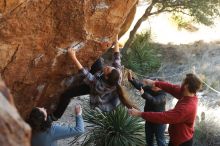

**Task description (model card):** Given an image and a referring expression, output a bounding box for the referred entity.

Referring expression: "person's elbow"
[74,126,85,135]
[78,128,85,135]
[165,114,186,124]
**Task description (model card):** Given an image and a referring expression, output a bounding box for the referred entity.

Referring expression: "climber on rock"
[28,105,84,146]
[51,35,137,121]
[127,70,167,146]
[128,73,202,146]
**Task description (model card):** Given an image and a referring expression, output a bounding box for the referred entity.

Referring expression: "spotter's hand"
[139,87,144,95]
[128,108,142,117]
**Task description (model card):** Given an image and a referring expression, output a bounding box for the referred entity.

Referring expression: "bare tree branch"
[124,0,158,49]
[123,0,193,49]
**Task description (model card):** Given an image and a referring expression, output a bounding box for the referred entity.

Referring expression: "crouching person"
[129,74,202,146]
[27,105,84,146]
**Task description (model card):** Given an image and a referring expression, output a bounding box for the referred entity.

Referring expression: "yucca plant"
[122,31,161,75]
[70,105,145,146]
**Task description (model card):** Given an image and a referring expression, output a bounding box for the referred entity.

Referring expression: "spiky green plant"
[122,31,161,75]
[70,106,145,146]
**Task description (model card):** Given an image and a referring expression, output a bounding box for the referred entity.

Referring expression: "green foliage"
[70,106,145,146]
[122,32,161,75]
[153,0,220,26]
[125,0,220,48]
[187,0,220,25]
[171,13,191,28]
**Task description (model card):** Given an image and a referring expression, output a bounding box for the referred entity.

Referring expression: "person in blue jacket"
[27,105,84,146]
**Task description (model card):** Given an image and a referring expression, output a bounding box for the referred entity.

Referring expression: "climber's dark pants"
[53,84,90,119]
[53,58,103,119]
[89,58,103,74]
[168,138,193,146]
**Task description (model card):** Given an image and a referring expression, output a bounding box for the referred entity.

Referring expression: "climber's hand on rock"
[100,41,112,48]
[68,48,83,69]
[115,34,118,43]
[68,47,76,59]
[113,34,119,52]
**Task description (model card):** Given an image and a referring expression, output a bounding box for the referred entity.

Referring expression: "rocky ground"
[56,41,220,146]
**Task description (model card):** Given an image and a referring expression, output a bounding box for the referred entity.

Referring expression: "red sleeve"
[141,104,191,124]
[155,81,182,99]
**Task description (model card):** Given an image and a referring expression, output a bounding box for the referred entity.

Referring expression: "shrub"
[122,32,161,75]
[70,106,145,146]
[170,13,198,32]
[194,106,220,146]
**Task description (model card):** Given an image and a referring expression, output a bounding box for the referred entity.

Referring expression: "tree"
[124,0,220,48]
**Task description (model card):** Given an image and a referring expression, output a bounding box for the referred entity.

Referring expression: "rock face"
[0,79,31,146]
[0,0,138,118]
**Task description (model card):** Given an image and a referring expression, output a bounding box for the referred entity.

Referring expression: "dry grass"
[194,104,220,146]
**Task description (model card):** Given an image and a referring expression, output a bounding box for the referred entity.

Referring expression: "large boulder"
[0,0,138,118]
[0,79,31,146]
[119,3,137,38]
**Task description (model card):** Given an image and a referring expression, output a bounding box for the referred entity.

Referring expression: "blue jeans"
[145,122,166,146]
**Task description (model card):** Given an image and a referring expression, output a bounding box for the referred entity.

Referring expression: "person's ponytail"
[116,84,138,109]
[106,69,138,109]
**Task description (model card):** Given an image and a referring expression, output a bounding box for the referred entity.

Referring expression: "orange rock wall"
[0,0,137,118]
